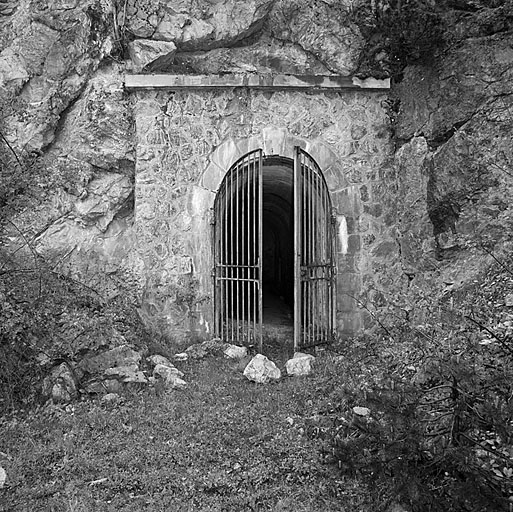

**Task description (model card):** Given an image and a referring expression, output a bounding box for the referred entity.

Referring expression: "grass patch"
[0,354,371,512]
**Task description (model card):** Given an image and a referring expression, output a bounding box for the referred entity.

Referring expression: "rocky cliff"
[1,0,512,341]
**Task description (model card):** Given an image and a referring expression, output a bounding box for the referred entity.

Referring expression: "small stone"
[169,377,187,389]
[185,339,227,359]
[243,354,281,384]
[285,352,315,376]
[353,406,370,417]
[387,503,410,512]
[101,393,120,403]
[148,354,173,367]
[224,344,248,359]
[153,363,184,381]
[0,466,6,489]
[174,353,188,361]
[505,293,513,307]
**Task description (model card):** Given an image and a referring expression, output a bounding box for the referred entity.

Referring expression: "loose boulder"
[78,345,142,375]
[153,363,184,381]
[243,354,281,384]
[148,354,173,367]
[224,344,248,359]
[153,364,187,390]
[285,352,315,376]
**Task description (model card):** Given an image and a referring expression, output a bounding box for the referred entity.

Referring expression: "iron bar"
[257,150,263,352]
[293,147,301,352]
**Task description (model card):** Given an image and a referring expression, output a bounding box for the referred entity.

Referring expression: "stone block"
[200,162,225,192]
[337,311,363,335]
[332,187,361,217]
[338,292,357,312]
[211,138,238,171]
[363,203,383,218]
[347,234,361,254]
[305,140,338,170]
[262,126,286,155]
[323,164,350,191]
[371,240,398,259]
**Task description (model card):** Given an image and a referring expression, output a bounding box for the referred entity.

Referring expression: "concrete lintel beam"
[124,74,390,92]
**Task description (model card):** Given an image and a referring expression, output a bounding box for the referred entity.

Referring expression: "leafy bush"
[0,265,149,409]
[327,259,513,511]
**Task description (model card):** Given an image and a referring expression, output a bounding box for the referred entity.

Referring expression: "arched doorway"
[213,147,335,351]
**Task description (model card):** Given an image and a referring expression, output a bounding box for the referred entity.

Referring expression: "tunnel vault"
[213,147,335,352]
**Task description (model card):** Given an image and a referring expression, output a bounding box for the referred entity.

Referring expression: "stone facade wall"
[133,88,392,341]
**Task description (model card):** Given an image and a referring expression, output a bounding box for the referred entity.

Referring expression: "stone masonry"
[133,86,392,341]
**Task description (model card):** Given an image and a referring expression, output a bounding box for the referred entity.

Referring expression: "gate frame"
[293,146,336,352]
[213,149,263,352]
[213,146,336,351]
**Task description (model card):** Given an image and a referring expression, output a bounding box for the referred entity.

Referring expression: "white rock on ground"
[148,354,173,367]
[0,466,6,489]
[353,406,371,417]
[153,364,186,389]
[101,393,120,403]
[153,363,184,380]
[285,352,316,376]
[173,353,188,361]
[243,354,281,384]
[224,344,248,359]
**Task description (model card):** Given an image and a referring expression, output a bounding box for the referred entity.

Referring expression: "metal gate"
[213,149,263,350]
[213,147,335,351]
[293,147,336,350]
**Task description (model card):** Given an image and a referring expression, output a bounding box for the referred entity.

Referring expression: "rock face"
[370,5,513,325]
[128,39,177,72]
[1,0,512,357]
[1,2,115,153]
[243,354,281,383]
[269,0,364,74]
[125,0,273,49]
